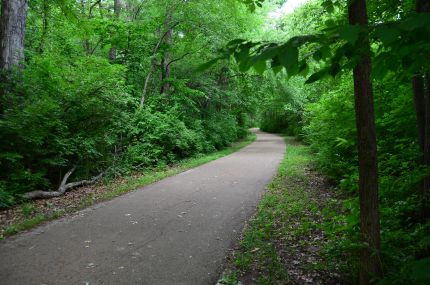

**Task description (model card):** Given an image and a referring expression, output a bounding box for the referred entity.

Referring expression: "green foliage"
[303,75,357,182]
[124,108,205,168]
[233,0,430,283]
[0,0,263,207]
[0,54,130,201]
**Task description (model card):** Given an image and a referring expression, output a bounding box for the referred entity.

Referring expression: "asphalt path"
[0,129,285,285]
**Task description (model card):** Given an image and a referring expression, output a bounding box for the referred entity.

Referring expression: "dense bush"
[0,54,130,201]
[124,108,205,168]
[0,0,259,207]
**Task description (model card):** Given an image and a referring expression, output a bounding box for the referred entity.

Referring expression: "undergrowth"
[220,137,344,285]
[0,133,256,239]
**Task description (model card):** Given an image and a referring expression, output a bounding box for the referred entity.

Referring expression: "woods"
[0,0,429,284]
[0,0,263,206]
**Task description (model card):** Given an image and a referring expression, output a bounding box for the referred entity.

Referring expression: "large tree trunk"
[0,0,28,113]
[413,0,430,220]
[348,0,382,284]
[0,0,28,70]
[109,0,122,62]
[412,74,430,219]
[424,75,430,218]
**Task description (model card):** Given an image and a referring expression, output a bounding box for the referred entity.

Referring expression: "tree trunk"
[348,0,382,284]
[0,0,28,114]
[139,20,179,106]
[0,0,28,70]
[417,0,430,11]
[413,0,430,220]
[109,0,122,62]
[38,0,49,53]
[160,9,173,95]
[422,75,430,219]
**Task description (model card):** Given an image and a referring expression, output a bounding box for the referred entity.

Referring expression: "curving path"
[0,129,285,285]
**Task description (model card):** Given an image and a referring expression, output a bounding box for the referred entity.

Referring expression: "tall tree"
[412,0,430,220]
[348,0,381,284]
[109,0,122,61]
[0,0,28,70]
[37,0,50,53]
[0,0,28,113]
[160,8,174,94]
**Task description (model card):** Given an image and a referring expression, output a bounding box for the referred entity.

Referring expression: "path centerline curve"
[0,129,285,285]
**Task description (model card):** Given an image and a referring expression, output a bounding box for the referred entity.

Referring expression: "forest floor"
[0,134,256,239]
[218,137,348,285]
[0,130,285,285]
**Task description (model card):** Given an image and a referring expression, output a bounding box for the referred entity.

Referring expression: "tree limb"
[23,167,107,200]
[139,21,181,107]
[166,52,192,68]
[89,0,102,18]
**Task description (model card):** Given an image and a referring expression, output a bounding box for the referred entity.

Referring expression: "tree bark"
[413,0,430,220]
[160,9,173,95]
[348,0,382,284]
[424,75,430,218]
[38,0,49,53]
[109,0,122,62]
[0,0,28,113]
[139,21,180,107]
[0,0,28,70]
[23,167,106,200]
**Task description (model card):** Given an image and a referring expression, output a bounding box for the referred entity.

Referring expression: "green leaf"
[339,25,363,45]
[420,236,430,246]
[251,45,280,63]
[322,0,334,13]
[227,39,247,47]
[313,50,322,61]
[328,62,341,76]
[253,60,266,74]
[305,69,327,84]
[272,65,283,74]
[298,62,309,76]
[195,57,222,73]
[412,258,430,282]
[279,45,299,76]
[374,26,400,45]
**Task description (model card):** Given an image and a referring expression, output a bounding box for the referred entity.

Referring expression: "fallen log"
[23,167,106,200]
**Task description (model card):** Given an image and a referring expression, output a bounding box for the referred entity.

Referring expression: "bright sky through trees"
[268,0,309,19]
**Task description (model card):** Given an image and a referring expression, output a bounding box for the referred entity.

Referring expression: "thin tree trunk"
[139,21,180,107]
[413,75,426,149]
[140,61,155,106]
[160,9,173,94]
[109,0,122,62]
[80,0,91,55]
[38,0,49,53]
[348,0,382,284]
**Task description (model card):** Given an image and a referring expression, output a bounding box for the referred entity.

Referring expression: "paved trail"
[0,130,285,285]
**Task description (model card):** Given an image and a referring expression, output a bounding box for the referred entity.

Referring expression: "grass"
[219,136,319,285]
[1,133,256,239]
